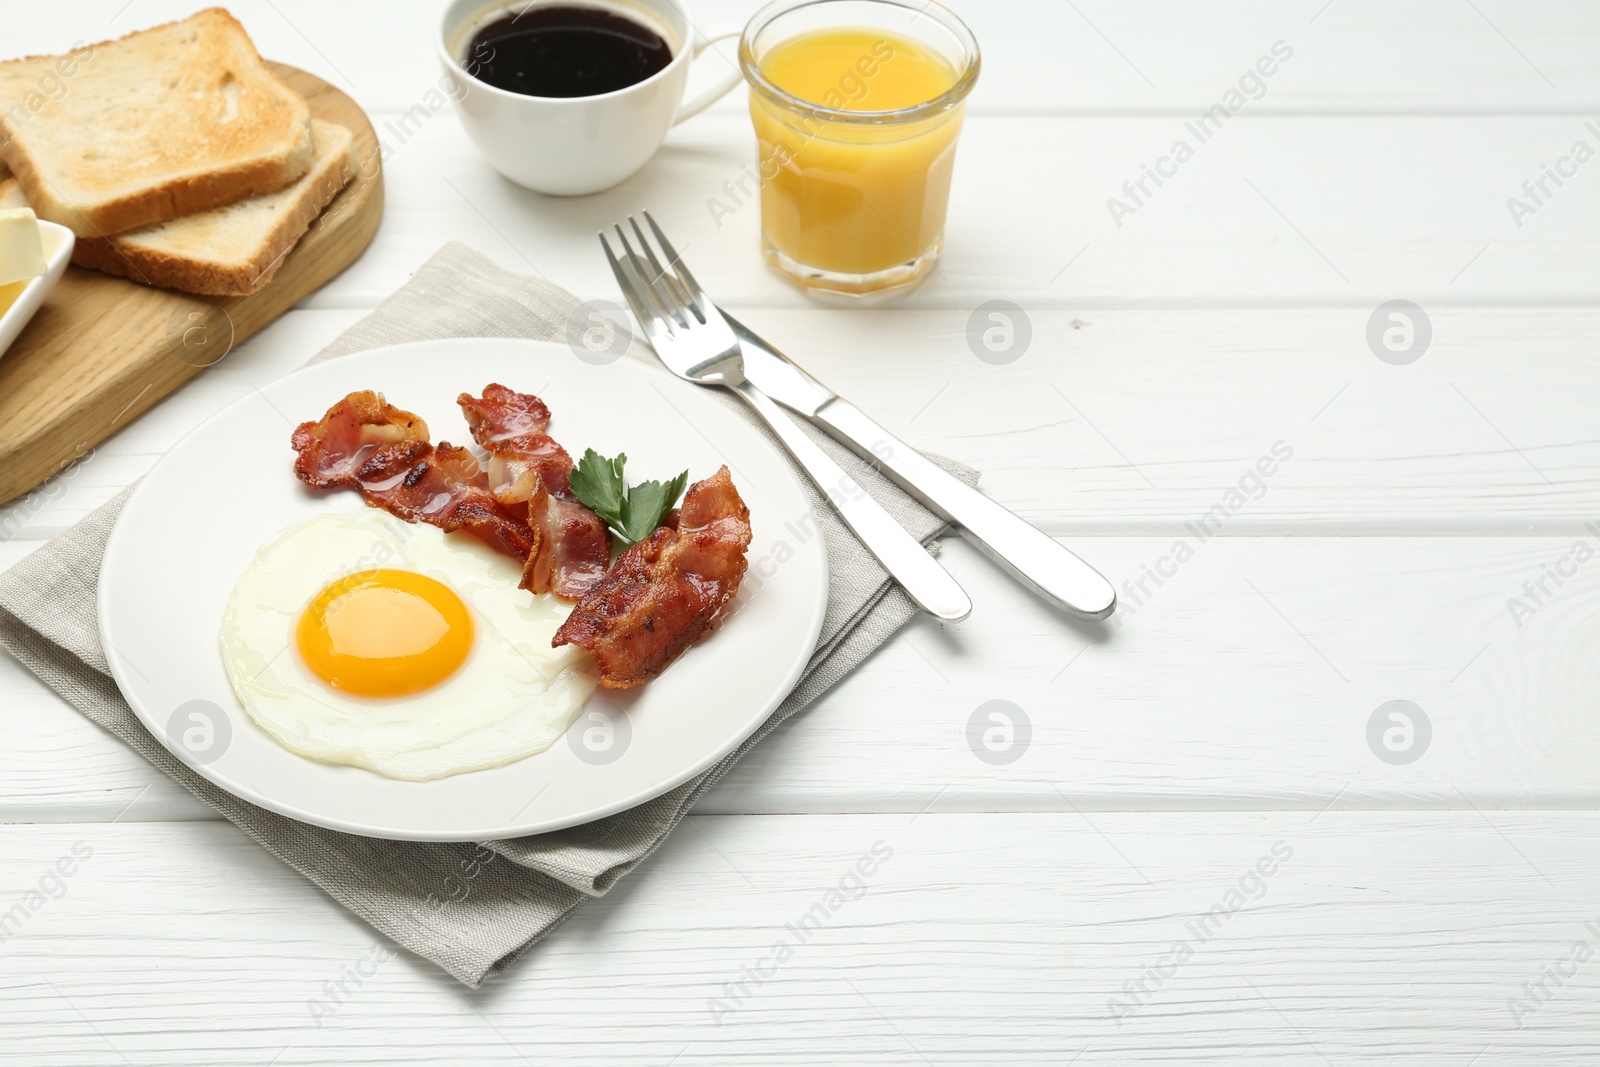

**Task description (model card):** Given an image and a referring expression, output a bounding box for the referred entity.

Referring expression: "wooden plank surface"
[14,0,1599,114]
[287,110,1600,308]
[4,305,1597,539]
[2,814,1597,1066]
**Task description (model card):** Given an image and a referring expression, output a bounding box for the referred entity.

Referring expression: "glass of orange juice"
[739,0,980,299]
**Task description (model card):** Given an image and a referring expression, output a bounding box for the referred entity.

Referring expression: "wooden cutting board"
[0,64,383,507]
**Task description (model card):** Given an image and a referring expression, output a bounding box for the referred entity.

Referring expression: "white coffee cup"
[438,0,742,195]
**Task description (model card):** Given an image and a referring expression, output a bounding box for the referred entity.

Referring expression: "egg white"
[219,508,597,781]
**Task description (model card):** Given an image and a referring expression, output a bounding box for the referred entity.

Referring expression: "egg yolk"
[295,569,474,697]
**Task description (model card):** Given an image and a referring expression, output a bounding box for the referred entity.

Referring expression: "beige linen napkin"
[0,243,976,987]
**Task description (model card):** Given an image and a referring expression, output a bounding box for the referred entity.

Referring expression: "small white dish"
[0,219,73,359]
[99,338,829,841]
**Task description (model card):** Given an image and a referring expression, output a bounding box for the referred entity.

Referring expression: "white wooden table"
[5,1,1600,1062]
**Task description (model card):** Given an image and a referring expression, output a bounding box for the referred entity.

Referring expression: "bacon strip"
[291,391,536,561]
[457,383,551,441]
[458,384,610,599]
[290,390,429,488]
[553,466,751,689]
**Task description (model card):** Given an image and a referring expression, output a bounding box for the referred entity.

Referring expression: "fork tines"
[599,212,708,335]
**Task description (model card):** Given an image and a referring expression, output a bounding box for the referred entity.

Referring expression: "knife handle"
[732,382,972,622]
[812,399,1116,620]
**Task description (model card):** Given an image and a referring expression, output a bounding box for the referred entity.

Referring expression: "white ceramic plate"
[0,219,74,359]
[99,339,828,841]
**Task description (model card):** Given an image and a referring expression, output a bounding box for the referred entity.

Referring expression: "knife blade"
[723,310,836,417]
[722,308,1117,620]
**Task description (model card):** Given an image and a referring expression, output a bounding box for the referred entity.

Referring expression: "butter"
[0,207,46,288]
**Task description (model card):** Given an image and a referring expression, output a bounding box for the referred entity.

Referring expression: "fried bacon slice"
[291,391,536,561]
[458,384,610,599]
[456,383,551,442]
[524,488,612,599]
[290,389,429,488]
[553,466,752,689]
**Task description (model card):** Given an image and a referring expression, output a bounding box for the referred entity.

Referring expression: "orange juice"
[748,27,969,293]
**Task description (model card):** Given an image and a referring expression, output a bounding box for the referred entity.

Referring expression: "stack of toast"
[0,8,357,297]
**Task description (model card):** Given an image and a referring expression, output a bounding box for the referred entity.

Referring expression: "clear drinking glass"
[739,0,980,299]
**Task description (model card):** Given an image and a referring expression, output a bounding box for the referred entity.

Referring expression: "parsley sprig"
[568,448,688,548]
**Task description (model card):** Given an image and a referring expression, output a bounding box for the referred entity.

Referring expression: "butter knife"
[722,310,1117,620]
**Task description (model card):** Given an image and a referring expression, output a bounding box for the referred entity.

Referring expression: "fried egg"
[220,508,597,781]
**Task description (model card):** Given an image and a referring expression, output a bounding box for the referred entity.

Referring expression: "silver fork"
[601,212,973,622]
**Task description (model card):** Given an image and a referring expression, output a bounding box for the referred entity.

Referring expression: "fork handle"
[733,382,972,622]
[813,399,1117,620]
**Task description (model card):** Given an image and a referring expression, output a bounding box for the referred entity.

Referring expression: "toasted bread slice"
[0,8,313,238]
[0,120,355,297]
[0,121,353,295]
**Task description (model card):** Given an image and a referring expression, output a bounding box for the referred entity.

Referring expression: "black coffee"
[466,5,674,98]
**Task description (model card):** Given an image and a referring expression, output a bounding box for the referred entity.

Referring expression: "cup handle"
[673,30,744,126]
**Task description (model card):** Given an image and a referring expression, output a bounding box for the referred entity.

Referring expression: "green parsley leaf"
[619,469,689,546]
[567,448,688,548]
[568,448,626,523]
